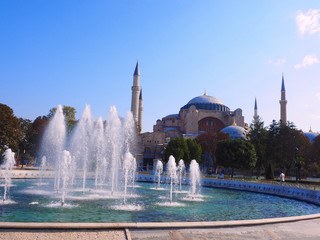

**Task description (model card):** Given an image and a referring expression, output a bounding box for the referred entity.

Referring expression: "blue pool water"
[0,179,319,222]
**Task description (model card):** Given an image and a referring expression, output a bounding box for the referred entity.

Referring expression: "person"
[219,170,225,179]
[280,171,285,183]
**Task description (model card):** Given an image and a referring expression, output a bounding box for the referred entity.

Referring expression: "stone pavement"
[1,218,320,240]
[0,229,127,240]
[130,218,320,240]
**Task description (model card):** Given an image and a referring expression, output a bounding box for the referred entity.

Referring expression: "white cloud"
[268,59,286,65]
[296,9,320,35]
[295,54,319,69]
[316,92,320,100]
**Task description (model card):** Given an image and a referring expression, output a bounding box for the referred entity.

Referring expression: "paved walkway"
[130,218,320,240]
[0,229,127,240]
[1,218,320,240]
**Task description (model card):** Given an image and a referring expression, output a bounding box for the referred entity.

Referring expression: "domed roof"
[181,94,230,112]
[187,95,224,105]
[221,126,248,140]
[303,132,319,143]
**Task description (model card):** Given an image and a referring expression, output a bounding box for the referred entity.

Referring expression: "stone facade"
[136,93,246,169]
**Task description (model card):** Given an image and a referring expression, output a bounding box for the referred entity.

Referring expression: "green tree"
[164,137,189,164]
[305,135,320,177]
[215,139,257,178]
[266,120,306,175]
[186,138,202,163]
[248,116,268,177]
[30,116,49,161]
[18,118,35,163]
[0,104,23,160]
[48,105,77,133]
[265,162,274,180]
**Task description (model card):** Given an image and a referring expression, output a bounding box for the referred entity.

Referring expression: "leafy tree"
[48,105,77,133]
[164,137,189,165]
[215,139,257,178]
[265,162,274,180]
[186,138,202,164]
[266,120,306,175]
[306,135,320,177]
[248,116,268,177]
[18,118,35,163]
[164,137,202,165]
[30,116,49,160]
[0,104,23,159]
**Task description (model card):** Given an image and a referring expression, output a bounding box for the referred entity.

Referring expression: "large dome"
[181,94,230,111]
[187,95,224,105]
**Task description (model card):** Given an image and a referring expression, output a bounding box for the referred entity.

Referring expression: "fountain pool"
[0,178,319,223]
[1,105,319,224]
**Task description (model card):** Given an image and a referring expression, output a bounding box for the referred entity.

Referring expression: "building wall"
[138,102,246,166]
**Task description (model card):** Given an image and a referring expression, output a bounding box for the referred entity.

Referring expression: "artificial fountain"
[38,104,137,207]
[155,159,163,189]
[1,149,15,203]
[189,159,201,199]
[166,156,178,204]
[177,159,185,192]
[0,104,320,223]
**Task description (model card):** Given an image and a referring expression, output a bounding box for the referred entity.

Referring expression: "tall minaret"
[131,61,141,130]
[138,89,143,133]
[254,97,258,125]
[279,73,287,125]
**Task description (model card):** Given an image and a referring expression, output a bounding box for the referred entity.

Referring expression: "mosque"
[129,61,319,168]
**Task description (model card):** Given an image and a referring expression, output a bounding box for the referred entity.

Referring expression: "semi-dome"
[181,94,230,112]
[221,126,248,140]
[303,132,319,143]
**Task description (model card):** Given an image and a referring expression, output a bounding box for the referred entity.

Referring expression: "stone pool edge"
[137,174,320,206]
[0,213,320,229]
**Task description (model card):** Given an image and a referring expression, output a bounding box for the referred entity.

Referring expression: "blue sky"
[1,1,320,133]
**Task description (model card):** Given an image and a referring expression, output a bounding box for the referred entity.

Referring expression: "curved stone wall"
[136,174,320,206]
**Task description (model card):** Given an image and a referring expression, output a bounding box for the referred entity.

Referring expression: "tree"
[18,118,35,163]
[306,135,320,177]
[164,137,189,164]
[248,116,268,177]
[30,116,49,161]
[164,137,202,165]
[265,162,274,180]
[215,139,257,178]
[48,105,77,133]
[266,120,306,175]
[0,104,23,159]
[186,138,202,164]
[197,131,228,172]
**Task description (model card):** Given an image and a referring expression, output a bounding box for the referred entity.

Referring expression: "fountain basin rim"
[0,213,320,229]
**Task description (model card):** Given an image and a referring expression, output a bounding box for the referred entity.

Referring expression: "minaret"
[254,97,258,124]
[138,89,143,133]
[279,73,287,125]
[131,61,141,130]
